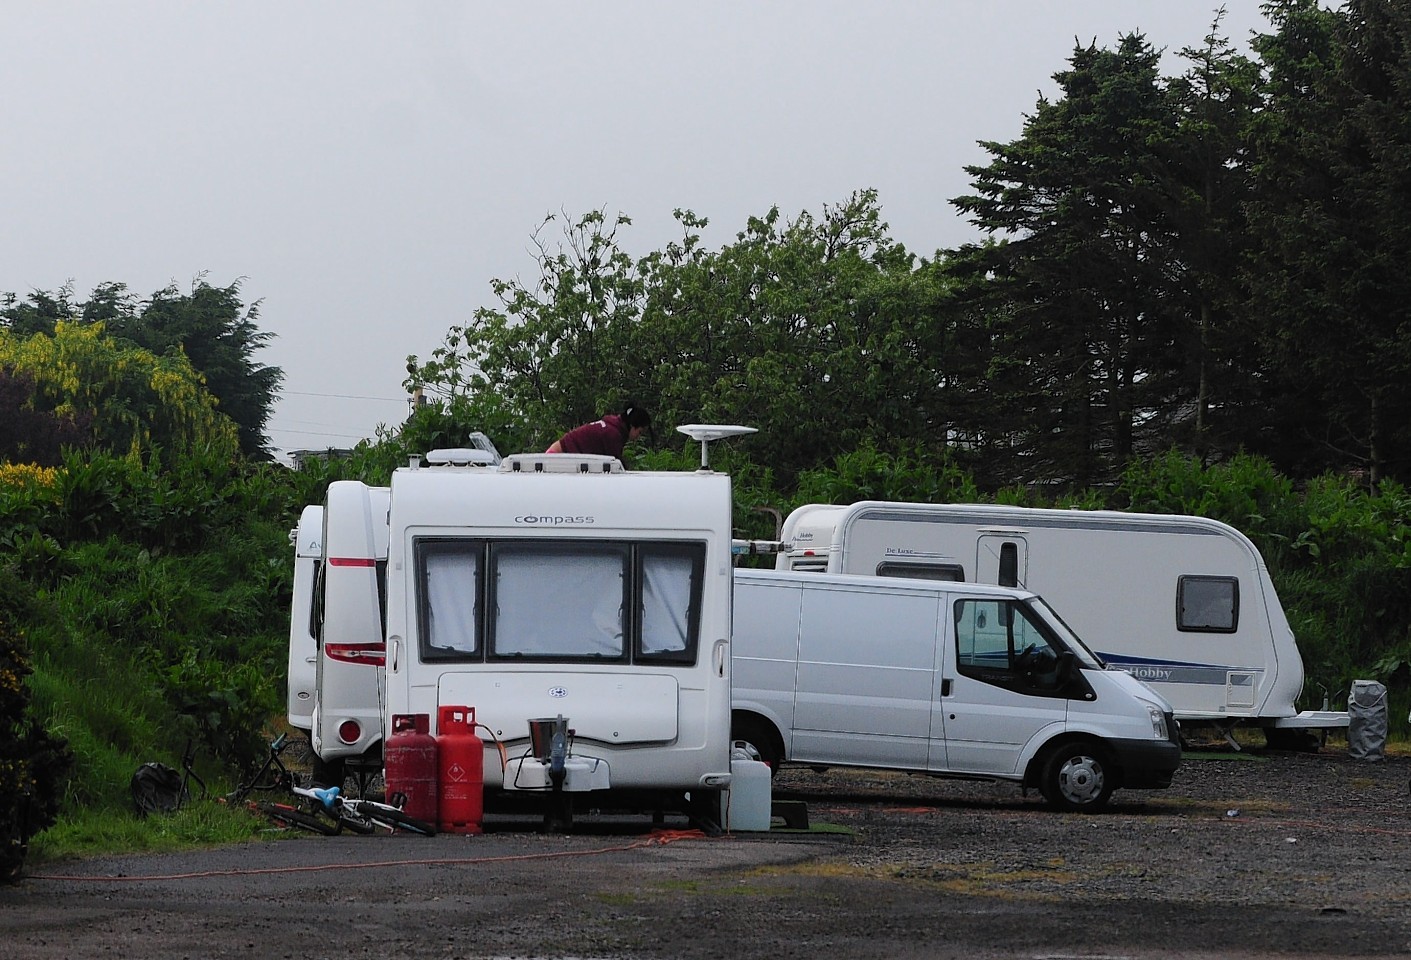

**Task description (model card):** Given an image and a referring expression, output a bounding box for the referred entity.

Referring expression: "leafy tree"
[0,593,73,882]
[407,209,648,451]
[0,367,92,466]
[2,280,283,461]
[952,34,1190,487]
[1245,0,1411,483]
[100,280,283,461]
[408,193,961,483]
[0,286,78,338]
[0,322,240,462]
[1161,13,1265,461]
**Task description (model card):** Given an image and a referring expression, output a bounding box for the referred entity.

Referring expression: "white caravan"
[775,501,1347,741]
[379,434,743,822]
[731,570,1182,811]
[302,481,392,782]
[286,504,324,733]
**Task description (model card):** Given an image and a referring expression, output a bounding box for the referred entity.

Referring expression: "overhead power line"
[282,390,406,402]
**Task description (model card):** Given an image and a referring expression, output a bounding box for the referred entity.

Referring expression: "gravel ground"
[4,742,1411,959]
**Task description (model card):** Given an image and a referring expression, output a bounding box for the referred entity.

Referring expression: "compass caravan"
[381,427,749,821]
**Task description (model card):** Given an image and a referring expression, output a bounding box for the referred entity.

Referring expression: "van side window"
[953,598,1063,694]
[876,561,965,582]
[1177,576,1239,632]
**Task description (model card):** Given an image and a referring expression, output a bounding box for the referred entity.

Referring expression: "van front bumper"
[1110,738,1182,789]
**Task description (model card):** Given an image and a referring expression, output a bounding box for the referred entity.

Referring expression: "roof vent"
[424,448,498,467]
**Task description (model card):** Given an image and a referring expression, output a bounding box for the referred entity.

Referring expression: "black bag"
[130,762,185,817]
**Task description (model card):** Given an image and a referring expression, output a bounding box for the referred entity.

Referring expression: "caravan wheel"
[1038,742,1114,812]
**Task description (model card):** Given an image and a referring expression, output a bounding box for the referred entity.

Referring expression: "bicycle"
[224,733,340,835]
[303,786,438,837]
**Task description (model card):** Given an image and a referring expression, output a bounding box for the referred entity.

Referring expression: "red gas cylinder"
[383,713,438,825]
[436,704,484,834]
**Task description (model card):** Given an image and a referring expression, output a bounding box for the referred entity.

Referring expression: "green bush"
[0,599,73,882]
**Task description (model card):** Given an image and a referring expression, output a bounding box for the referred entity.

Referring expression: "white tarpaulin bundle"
[1348,679,1388,761]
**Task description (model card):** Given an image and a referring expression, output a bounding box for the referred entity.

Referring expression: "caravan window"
[419,541,483,657]
[492,542,627,658]
[876,561,965,582]
[309,560,325,644]
[638,544,704,663]
[414,538,704,665]
[1177,576,1239,633]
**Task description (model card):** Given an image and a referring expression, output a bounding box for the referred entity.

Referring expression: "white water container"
[725,756,772,832]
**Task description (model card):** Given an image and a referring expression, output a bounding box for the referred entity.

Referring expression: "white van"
[776,501,1348,743]
[731,569,1182,811]
[379,433,745,823]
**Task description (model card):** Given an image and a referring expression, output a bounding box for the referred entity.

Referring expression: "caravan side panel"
[827,502,1302,723]
[286,505,323,731]
[312,482,389,763]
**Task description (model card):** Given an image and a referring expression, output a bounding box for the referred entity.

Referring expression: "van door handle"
[940,678,952,697]
[389,636,401,673]
[714,639,727,678]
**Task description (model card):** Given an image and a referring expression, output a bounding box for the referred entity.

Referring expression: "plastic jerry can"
[725,753,772,832]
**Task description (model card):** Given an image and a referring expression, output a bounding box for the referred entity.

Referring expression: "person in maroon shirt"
[546,403,652,460]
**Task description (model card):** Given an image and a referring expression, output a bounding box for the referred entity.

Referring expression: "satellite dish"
[675,424,758,470]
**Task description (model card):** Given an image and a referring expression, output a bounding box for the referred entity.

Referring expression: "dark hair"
[621,402,651,429]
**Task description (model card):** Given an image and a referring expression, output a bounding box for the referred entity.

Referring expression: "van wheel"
[1038,743,1113,812]
[731,718,782,774]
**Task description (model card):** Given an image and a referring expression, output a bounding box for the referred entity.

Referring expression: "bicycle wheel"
[257,802,340,836]
[365,806,438,836]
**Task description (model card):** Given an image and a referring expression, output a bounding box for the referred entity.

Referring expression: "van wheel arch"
[730,713,784,773]
[1029,737,1117,812]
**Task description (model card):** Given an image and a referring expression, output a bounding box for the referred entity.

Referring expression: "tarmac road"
[4,746,1410,960]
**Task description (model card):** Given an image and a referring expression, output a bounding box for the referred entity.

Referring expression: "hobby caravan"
[776,501,1347,741]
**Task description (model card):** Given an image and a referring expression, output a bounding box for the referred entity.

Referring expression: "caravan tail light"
[325,641,386,666]
[338,720,362,744]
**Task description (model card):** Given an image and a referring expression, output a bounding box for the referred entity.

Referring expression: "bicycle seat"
[311,785,341,809]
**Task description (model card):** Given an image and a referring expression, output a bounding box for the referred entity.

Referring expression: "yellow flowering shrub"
[0,463,59,491]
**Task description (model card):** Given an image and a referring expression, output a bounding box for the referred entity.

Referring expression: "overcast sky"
[1,2,1272,460]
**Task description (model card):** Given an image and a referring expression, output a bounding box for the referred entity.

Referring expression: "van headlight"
[1144,702,1168,740]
